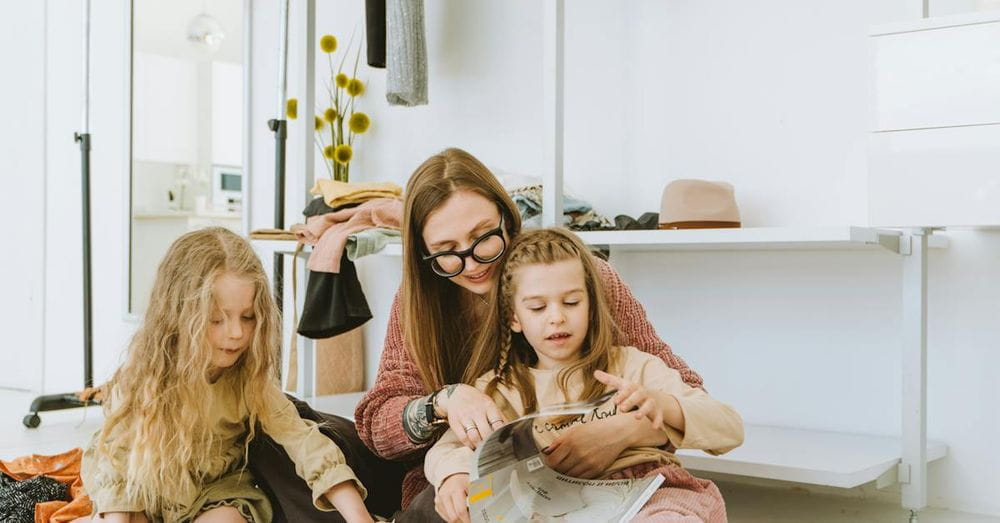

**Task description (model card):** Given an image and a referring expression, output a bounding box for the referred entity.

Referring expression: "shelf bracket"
[877,232,902,254]
[898,462,912,484]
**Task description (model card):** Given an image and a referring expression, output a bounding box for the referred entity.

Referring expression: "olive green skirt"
[152,469,273,523]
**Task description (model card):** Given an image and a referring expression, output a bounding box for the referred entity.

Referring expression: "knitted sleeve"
[594,257,704,389]
[354,289,435,460]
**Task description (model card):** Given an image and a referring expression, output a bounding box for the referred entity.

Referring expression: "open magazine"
[468,392,664,522]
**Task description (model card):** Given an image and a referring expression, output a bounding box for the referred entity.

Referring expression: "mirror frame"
[122,0,253,321]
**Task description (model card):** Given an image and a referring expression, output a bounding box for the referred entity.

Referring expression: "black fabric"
[248,395,407,521]
[298,255,372,339]
[614,212,659,231]
[303,197,363,218]
[0,474,70,523]
[365,0,387,68]
[392,485,445,522]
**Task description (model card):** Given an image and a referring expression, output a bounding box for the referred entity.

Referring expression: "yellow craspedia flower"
[323,145,335,159]
[314,115,325,131]
[285,98,298,119]
[323,107,338,123]
[348,112,371,134]
[335,73,349,88]
[334,144,353,164]
[319,35,337,54]
[346,78,365,97]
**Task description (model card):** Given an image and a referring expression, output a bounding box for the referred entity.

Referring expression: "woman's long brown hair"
[464,228,623,414]
[401,148,522,392]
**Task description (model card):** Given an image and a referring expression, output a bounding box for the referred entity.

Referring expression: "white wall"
[0,1,46,391]
[39,0,136,390]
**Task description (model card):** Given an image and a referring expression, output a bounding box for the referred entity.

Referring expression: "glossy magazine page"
[469,393,664,522]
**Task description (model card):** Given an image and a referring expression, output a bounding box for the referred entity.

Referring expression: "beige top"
[82,375,365,515]
[425,346,744,489]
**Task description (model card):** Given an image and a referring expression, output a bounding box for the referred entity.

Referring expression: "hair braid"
[496,328,512,384]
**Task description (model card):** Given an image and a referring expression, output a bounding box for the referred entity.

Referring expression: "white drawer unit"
[870,11,1000,228]
[872,13,1000,132]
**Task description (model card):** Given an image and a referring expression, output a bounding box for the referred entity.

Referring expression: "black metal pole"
[23,133,95,428]
[79,132,94,389]
[268,118,287,307]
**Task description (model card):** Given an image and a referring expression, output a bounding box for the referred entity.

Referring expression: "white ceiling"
[133,0,244,63]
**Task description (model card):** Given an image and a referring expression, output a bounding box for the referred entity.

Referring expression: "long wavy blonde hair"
[93,227,280,512]
[401,148,521,392]
[464,228,623,414]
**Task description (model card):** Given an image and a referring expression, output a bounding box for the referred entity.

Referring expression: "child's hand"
[323,481,374,523]
[594,370,665,430]
[435,473,471,523]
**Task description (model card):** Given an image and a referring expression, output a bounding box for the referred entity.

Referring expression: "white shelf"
[250,238,402,257]
[575,227,948,252]
[252,228,948,258]
[676,424,948,488]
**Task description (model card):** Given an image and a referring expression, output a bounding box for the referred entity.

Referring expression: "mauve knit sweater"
[354,258,703,509]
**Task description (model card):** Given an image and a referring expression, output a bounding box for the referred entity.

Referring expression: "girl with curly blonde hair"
[82,227,372,523]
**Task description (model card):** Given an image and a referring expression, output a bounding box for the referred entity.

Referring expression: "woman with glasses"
[353,148,705,521]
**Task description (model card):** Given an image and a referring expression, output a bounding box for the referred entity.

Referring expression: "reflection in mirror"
[130,0,245,314]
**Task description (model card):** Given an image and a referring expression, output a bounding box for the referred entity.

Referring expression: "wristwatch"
[426,388,449,426]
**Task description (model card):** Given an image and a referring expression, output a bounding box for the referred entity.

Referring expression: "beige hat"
[659,179,741,229]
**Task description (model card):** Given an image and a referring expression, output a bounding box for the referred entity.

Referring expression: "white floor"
[2,389,997,523]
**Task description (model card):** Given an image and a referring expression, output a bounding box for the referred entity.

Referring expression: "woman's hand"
[437,384,506,449]
[595,370,672,430]
[434,473,471,523]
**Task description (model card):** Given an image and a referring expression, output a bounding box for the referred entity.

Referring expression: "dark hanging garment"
[297,255,372,339]
[366,0,387,68]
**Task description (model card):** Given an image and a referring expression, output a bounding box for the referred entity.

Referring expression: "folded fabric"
[310,180,403,209]
[0,448,92,523]
[509,185,593,220]
[614,212,660,231]
[295,198,403,274]
[568,208,616,231]
[347,228,401,261]
[249,228,299,241]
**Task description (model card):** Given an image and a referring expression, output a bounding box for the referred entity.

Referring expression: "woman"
[353,148,703,521]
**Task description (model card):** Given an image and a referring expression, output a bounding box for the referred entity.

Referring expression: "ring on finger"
[464,425,479,433]
[489,419,504,426]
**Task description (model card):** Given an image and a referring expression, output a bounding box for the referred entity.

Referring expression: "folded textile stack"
[310,179,403,208]
[507,184,615,231]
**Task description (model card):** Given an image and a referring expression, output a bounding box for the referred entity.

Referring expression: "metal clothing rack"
[24,0,96,428]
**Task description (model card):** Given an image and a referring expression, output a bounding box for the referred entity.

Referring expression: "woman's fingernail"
[541,446,552,454]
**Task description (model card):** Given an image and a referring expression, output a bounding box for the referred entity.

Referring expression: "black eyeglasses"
[422,215,507,277]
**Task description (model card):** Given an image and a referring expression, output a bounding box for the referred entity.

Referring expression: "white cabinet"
[870,12,1000,228]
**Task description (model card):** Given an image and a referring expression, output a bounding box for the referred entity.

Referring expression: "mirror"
[129,0,247,314]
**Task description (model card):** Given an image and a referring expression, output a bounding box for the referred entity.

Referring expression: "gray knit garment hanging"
[386,0,428,106]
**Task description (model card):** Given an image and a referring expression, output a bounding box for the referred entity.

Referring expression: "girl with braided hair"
[424,228,744,522]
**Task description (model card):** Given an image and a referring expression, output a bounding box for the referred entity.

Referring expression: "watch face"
[426,393,438,423]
